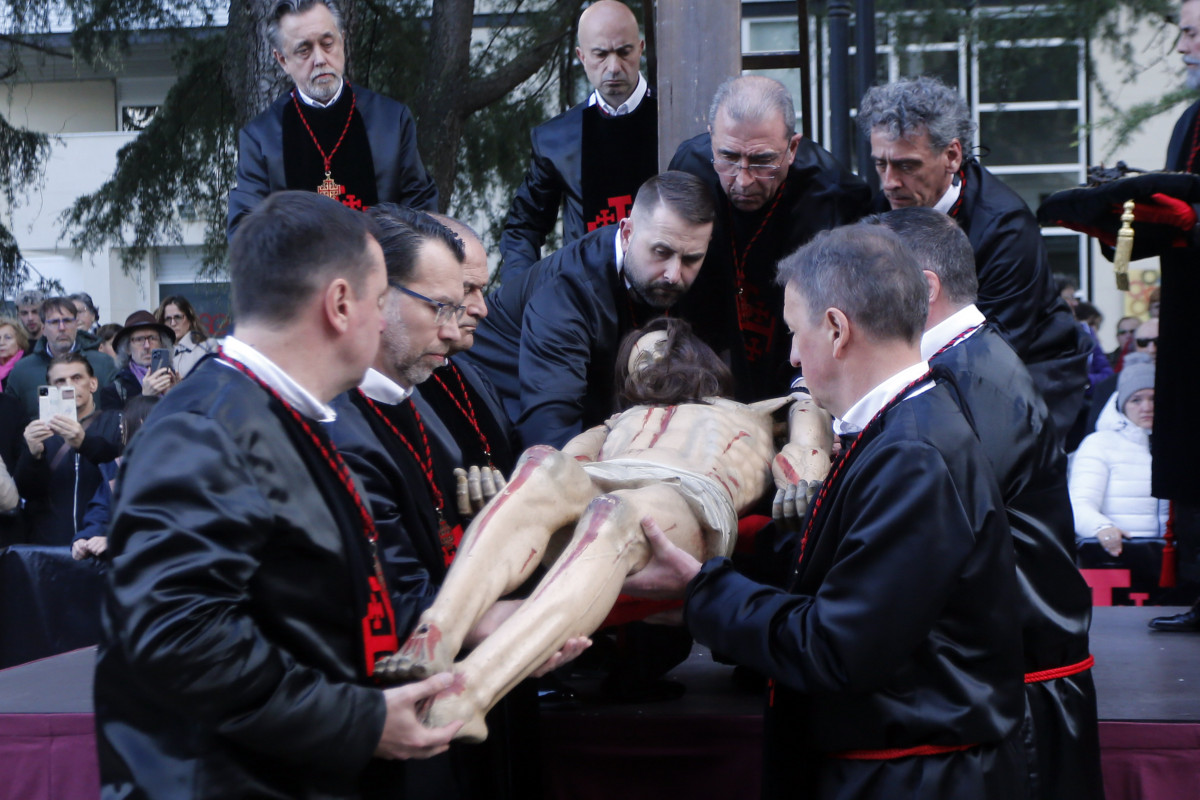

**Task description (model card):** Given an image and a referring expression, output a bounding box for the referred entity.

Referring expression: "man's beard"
[629,279,686,310]
[1187,61,1200,92]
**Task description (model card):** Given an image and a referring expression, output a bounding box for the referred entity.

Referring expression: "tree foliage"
[48,0,585,279]
[1,0,1193,291]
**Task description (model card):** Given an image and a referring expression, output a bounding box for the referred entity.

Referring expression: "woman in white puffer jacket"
[1070,355,1168,556]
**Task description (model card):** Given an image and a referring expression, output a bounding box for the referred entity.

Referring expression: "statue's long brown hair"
[614,317,734,410]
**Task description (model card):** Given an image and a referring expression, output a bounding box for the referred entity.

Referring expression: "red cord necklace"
[794,369,933,570]
[291,81,357,198]
[358,391,459,564]
[728,178,788,337]
[431,364,493,467]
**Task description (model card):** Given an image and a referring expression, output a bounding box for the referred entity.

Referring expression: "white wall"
[1087,8,1190,348]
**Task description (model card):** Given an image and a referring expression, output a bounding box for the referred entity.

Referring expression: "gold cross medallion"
[317,173,344,199]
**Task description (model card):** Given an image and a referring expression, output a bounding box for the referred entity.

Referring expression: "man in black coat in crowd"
[627,225,1026,800]
[879,208,1103,800]
[15,353,121,546]
[227,0,437,237]
[499,1,657,275]
[464,171,715,450]
[669,75,872,402]
[858,76,1090,446]
[96,192,459,800]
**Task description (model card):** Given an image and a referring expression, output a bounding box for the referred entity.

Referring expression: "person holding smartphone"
[98,310,179,411]
[15,353,122,546]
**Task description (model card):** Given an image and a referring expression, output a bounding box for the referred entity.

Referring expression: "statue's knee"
[582,494,639,541]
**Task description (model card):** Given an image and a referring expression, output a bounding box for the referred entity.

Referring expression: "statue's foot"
[424,678,489,744]
[374,622,453,683]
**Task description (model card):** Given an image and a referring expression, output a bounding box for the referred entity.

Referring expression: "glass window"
[979,46,1079,103]
[979,109,1079,166]
[900,49,960,88]
[747,20,799,53]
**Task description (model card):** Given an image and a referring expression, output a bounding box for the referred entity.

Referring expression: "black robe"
[669,133,873,402]
[228,85,438,237]
[462,226,660,449]
[1155,98,1200,501]
[872,159,1091,443]
[931,324,1102,800]
[499,92,658,276]
[96,358,403,800]
[685,381,1025,800]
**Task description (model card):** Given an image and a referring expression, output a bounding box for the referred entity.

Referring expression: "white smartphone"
[37,385,77,423]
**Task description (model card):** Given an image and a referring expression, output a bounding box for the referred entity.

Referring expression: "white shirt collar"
[834,360,932,436]
[220,335,337,422]
[920,304,986,361]
[588,73,648,117]
[614,226,628,283]
[931,177,963,215]
[296,79,345,109]
[359,367,412,405]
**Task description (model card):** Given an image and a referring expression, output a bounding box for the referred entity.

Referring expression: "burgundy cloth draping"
[1099,722,1200,800]
[0,714,98,800]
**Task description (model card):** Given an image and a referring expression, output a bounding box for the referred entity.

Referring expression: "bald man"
[499,1,658,275]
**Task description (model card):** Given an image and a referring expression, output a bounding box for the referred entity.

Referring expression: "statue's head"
[614,317,733,410]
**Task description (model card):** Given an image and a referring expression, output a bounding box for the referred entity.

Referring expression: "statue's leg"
[425,484,704,742]
[377,445,598,682]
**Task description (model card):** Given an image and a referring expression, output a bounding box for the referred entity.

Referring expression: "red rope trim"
[831,742,976,761]
[795,370,933,569]
[1024,654,1094,684]
[728,178,788,339]
[291,81,357,174]
[431,363,492,466]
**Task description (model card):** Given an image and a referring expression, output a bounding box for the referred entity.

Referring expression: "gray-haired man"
[859,76,1089,444]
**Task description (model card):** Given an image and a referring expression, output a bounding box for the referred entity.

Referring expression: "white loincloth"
[580,458,739,559]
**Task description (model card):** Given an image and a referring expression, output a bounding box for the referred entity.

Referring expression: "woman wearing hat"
[98,311,178,411]
[1069,355,1168,557]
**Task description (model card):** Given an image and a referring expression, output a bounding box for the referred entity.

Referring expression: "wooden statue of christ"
[376,319,833,741]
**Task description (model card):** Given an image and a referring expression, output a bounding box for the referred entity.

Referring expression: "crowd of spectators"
[0,290,217,547]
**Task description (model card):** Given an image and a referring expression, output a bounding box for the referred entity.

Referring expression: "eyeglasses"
[163,314,187,324]
[131,333,161,346]
[1117,328,1139,336]
[1136,337,1158,348]
[711,156,784,179]
[44,317,77,328]
[392,284,466,327]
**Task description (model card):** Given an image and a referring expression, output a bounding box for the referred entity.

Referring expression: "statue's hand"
[454,465,508,517]
[772,479,823,532]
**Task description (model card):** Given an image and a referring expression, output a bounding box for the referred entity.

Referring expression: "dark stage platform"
[1,606,1198,800]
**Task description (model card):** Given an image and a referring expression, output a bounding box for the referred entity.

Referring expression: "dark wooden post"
[828,0,852,167]
[654,0,742,171]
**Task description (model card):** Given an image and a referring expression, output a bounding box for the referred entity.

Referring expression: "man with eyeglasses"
[858,76,1090,448]
[669,75,872,403]
[464,171,716,451]
[98,311,179,411]
[5,297,116,420]
[329,205,559,800]
[1107,315,1143,370]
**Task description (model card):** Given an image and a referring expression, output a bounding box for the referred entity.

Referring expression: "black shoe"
[1148,608,1200,632]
